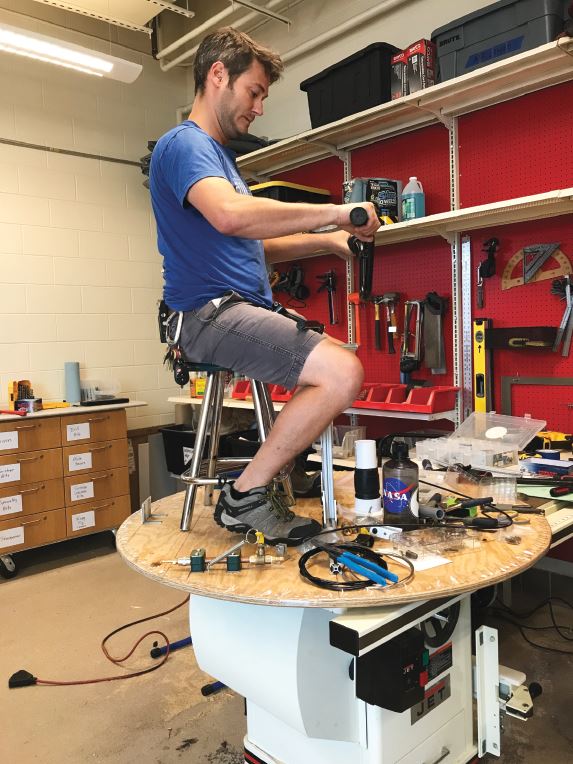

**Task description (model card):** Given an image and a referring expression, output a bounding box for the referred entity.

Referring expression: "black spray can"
[382,442,419,527]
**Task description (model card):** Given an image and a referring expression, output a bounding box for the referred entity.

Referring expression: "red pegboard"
[470,215,573,429]
[458,81,573,207]
[351,124,451,215]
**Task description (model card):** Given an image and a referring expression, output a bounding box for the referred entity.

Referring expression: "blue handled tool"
[338,551,399,584]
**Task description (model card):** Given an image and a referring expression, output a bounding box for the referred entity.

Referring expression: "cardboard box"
[405,39,436,93]
[390,50,408,99]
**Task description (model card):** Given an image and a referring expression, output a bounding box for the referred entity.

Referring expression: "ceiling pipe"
[157,0,287,61]
[159,0,288,71]
[161,0,408,72]
[281,0,409,64]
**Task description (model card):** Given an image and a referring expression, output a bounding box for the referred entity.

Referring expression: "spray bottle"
[382,442,419,527]
[401,176,425,220]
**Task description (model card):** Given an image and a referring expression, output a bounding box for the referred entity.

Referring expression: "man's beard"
[217,87,248,141]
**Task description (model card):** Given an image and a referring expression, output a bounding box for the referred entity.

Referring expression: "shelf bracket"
[415,101,454,131]
[304,139,349,164]
[245,170,271,184]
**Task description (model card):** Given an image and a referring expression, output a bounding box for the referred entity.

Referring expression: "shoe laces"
[266,485,295,521]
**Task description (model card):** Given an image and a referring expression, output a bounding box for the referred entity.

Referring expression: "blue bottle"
[401,176,425,220]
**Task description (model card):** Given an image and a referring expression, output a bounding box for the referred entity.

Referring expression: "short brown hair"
[193,27,283,94]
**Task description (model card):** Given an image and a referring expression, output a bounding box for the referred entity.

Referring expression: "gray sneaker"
[214,483,321,546]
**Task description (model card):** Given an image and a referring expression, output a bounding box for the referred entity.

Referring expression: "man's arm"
[186,176,379,241]
[263,229,354,263]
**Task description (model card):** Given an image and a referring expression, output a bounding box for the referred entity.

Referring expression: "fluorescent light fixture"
[0,22,142,83]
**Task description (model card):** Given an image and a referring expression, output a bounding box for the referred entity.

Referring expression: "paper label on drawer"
[0,494,23,516]
[0,431,18,450]
[0,464,20,484]
[0,526,24,548]
[70,481,94,502]
[183,446,194,465]
[72,510,95,532]
[66,422,90,441]
[68,452,92,471]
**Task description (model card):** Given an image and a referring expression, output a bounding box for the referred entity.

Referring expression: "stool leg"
[203,371,226,507]
[180,372,218,531]
[251,380,294,504]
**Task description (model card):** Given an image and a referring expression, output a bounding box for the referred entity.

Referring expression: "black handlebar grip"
[350,207,368,227]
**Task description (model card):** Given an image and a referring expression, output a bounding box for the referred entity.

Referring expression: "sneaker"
[214,483,321,546]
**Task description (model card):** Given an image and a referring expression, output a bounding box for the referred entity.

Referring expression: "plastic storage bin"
[160,425,210,475]
[432,0,569,82]
[416,412,546,468]
[300,42,401,128]
[314,425,367,459]
[249,181,330,203]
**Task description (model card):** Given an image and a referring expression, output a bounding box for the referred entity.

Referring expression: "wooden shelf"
[167,396,456,422]
[372,187,573,246]
[237,38,573,180]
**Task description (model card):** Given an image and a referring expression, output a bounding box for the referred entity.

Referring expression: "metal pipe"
[159,0,287,71]
[281,0,409,64]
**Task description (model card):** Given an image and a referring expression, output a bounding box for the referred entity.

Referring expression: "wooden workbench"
[116,478,551,608]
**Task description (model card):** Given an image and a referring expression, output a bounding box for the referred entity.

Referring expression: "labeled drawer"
[0,448,63,487]
[65,494,131,537]
[0,479,64,519]
[0,508,66,553]
[0,417,61,455]
[61,408,126,445]
[63,438,128,476]
[64,467,130,506]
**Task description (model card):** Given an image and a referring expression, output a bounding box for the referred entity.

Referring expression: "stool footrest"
[180,457,251,483]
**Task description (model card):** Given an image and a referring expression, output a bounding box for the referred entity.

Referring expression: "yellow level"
[473,319,492,412]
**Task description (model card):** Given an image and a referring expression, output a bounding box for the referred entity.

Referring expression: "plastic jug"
[401,176,425,220]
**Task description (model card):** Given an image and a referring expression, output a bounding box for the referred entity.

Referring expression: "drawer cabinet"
[0,479,64,518]
[63,438,128,476]
[0,448,63,486]
[64,467,129,506]
[61,409,126,445]
[0,407,133,564]
[65,494,130,537]
[0,508,67,553]
[0,417,61,455]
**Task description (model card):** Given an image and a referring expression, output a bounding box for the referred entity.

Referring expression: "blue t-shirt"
[149,120,272,311]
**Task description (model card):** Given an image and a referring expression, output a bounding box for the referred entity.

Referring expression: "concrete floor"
[1,533,572,764]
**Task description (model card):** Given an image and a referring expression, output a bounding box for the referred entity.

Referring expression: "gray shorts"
[180,292,325,389]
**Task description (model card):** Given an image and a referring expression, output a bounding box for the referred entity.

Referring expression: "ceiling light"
[0,22,142,83]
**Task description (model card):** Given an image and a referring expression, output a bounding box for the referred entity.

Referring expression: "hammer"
[371,296,384,351]
[380,292,399,354]
[348,292,362,346]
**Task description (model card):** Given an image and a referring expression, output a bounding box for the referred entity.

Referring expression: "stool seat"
[180,360,231,374]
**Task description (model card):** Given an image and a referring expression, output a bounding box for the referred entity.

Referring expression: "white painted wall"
[185,0,501,139]
[0,8,186,430]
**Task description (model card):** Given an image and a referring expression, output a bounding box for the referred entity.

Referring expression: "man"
[150,27,378,546]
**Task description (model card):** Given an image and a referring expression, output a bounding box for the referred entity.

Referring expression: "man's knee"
[300,341,364,404]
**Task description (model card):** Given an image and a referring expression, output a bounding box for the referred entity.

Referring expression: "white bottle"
[402,176,425,220]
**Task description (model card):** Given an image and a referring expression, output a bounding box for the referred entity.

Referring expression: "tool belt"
[158,295,324,367]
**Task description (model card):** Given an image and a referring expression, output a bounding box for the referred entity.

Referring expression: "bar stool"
[176,361,293,532]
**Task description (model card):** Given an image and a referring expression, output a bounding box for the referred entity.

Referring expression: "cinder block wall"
[0,9,186,430]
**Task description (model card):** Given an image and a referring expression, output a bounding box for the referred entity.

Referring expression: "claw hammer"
[381,293,399,354]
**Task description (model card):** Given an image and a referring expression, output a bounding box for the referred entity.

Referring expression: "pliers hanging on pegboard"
[552,275,573,357]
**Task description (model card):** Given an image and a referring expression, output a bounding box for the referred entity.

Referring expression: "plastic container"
[416,412,546,468]
[432,0,569,82]
[160,425,210,475]
[300,42,401,128]
[249,181,330,203]
[314,425,366,459]
[382,442,419,527]
[401,177,425,220]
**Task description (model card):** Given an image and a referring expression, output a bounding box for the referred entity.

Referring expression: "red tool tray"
[352,384,458,413]
[231,381,294,402]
